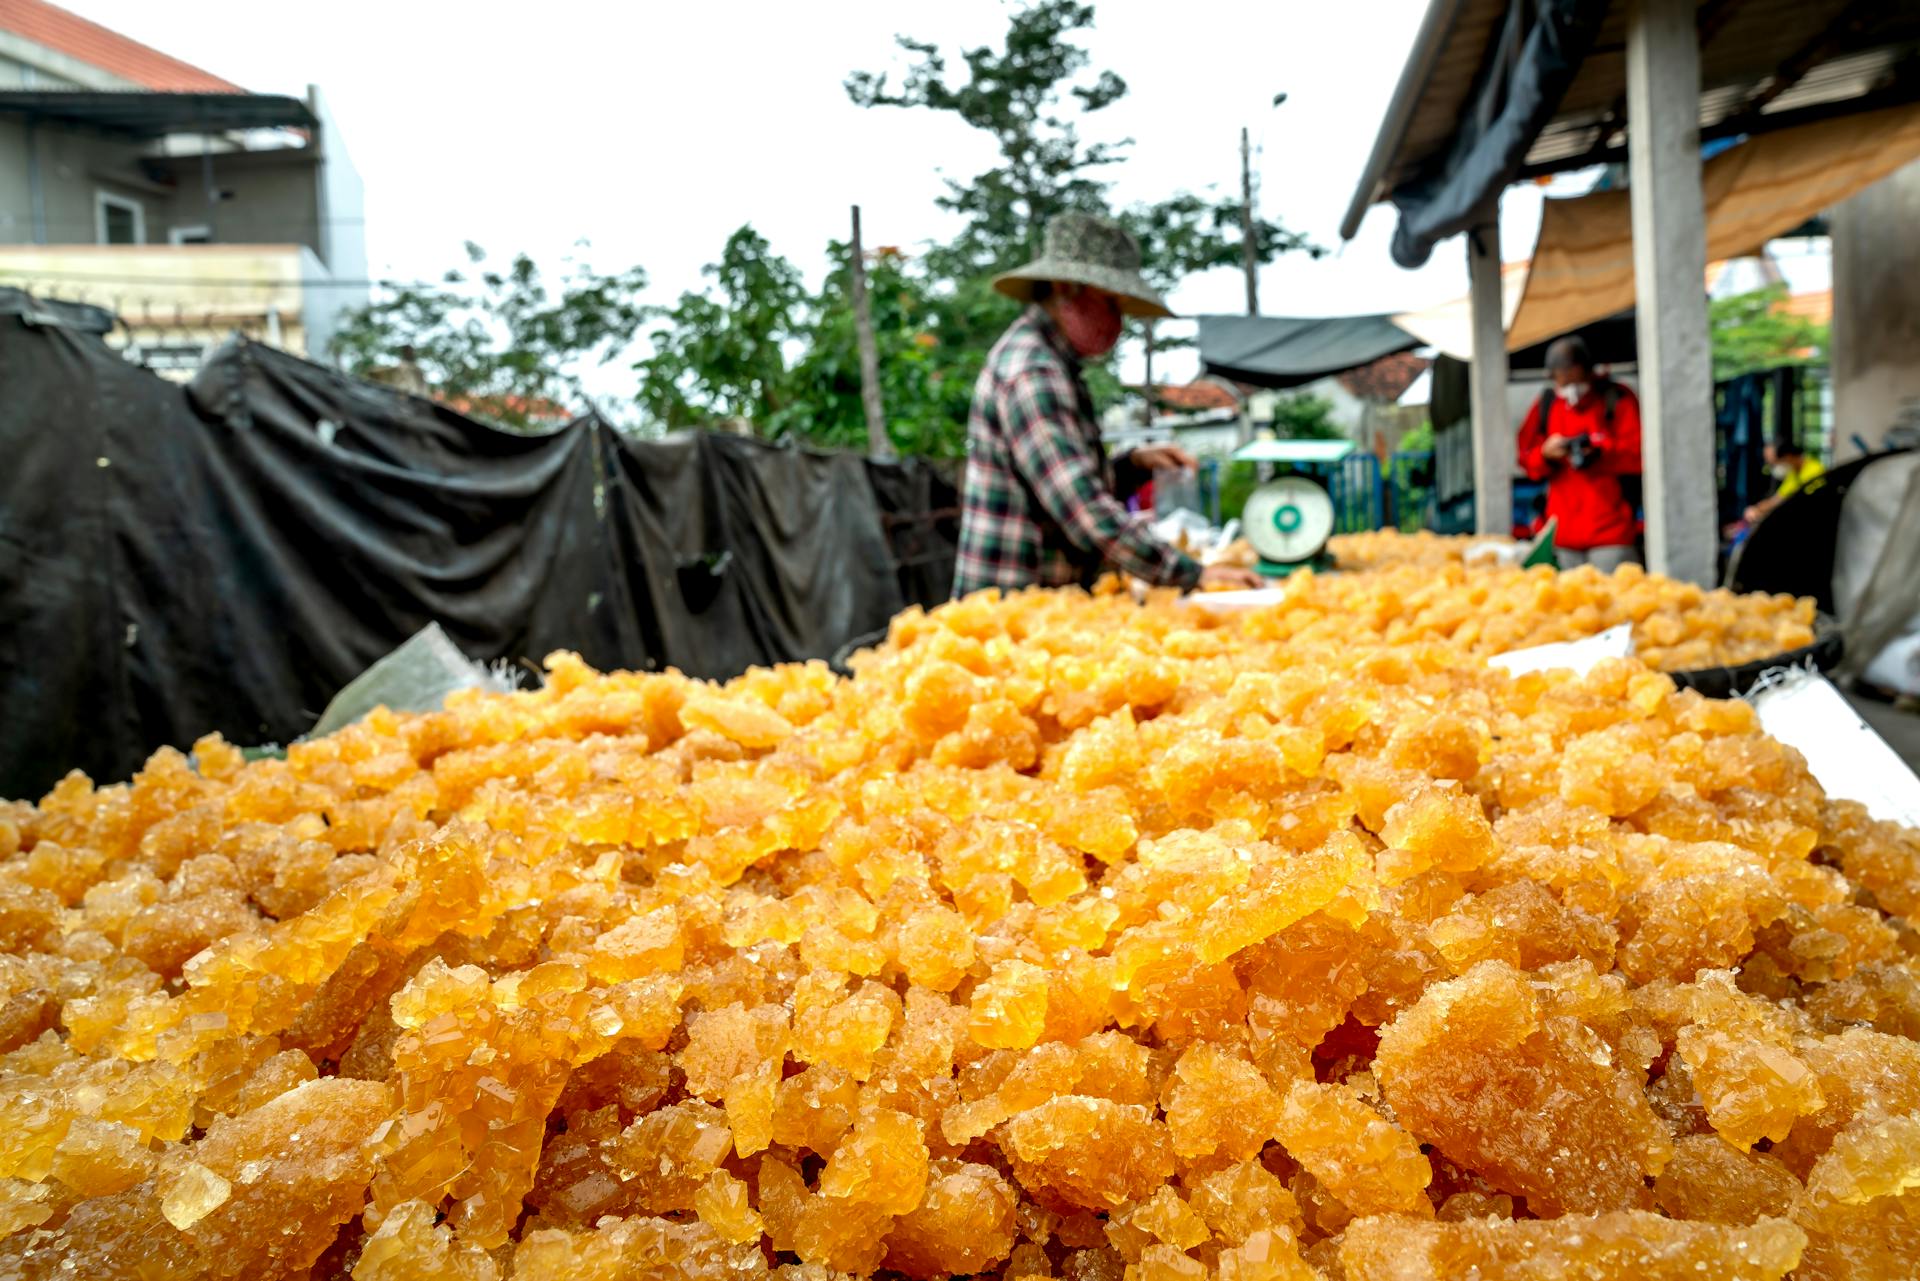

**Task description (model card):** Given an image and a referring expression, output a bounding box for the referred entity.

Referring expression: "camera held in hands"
[1565,433,1597,470]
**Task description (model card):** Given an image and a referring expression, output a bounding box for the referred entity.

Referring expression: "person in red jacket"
[1516,336,1644,569]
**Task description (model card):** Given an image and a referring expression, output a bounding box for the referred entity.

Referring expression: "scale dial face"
[1244,476,1336,563]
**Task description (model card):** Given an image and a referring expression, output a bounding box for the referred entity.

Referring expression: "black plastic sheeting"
[1727,452,1901,614]
[0,307,957,800]
[1197,313,1419,390]
[1387,0,1610,269]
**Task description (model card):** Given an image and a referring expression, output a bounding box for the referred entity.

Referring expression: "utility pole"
[1240,126,1259,315]
[848,205,890,458]
[1142,322,1156,425]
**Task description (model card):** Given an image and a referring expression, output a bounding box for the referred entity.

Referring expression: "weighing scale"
[1242,474,1338,575]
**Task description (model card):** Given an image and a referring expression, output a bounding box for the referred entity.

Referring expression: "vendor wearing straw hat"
[951,212,1263,597]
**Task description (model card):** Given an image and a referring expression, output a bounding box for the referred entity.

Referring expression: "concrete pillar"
[1832,155,1920,460]
[1466,215,1512,537]
[1626,0,1716,585]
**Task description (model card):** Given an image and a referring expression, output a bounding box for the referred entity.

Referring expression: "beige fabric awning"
[1392,261,1530,362]
[1508,104,1920,352]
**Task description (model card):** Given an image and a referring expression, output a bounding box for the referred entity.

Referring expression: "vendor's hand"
[1743,504,1762,524]
[1541,434,1572,461]
[1130,444,1198,472]
[1197,564,1263,592]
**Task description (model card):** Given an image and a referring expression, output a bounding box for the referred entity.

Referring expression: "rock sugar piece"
[883,1158,1018,1279]
[1374,960,1671,1215]
[1339,1210,1806,1280]
[1653,1133,1801,1224]
[1003,1095,1175,1212]
[1274,1079,1432,1217]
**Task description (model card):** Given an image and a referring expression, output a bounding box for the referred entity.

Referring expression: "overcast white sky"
[73,0,1558,389]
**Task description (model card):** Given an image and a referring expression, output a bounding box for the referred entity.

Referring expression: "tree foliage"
[634,227,806,431]
[1710,285,1828,382]
[330,3,1321,455]
[328,243,650,432]
[1269,392,1342,440]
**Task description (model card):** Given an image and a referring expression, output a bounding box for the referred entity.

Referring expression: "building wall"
[0,116,167,245]
[175,153,324,250]
[1832,155,1920,460]
[309,84,367,290]
[0,117,329,252]
[0,243,319,374]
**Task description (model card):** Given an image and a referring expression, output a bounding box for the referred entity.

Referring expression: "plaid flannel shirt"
[952,306,1201,596]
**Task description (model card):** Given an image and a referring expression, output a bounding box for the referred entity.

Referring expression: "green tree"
[634,226,806,432]
[774,245,972,457]
[847,0,1128,283]
[1710,285,1828,382]
[847,0,1319,418]
[327,243,650,432]
[1270,392,1341,440]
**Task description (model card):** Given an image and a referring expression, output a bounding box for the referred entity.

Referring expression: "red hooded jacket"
[1516,381,1644,551]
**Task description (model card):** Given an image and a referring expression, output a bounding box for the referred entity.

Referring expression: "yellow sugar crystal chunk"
[970,959,1051,1050]
[885,1158,1017,1278]
[1163,1043,1280,1162]
[678,689,796,748]
[585,907,683,983]
[160,1160,233,1230]
[1339,1209,1806,1281]
[0,1179,52,1238]
[1004,1096,1174,1211]
[1275,1079,1432,1217]
[1125,1186,1209,1250]
[1806,1111,1920,1206]
[1217,1228,1318,1281]
[1379,786,1495,884]
[693,1169,764,1245]
[352,1198,500,1281]
[818,1107,929,1216]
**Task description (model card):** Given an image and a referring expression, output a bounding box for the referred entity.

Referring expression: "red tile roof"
[443,393,575,424]
[1777,288,1832,327]
[1336,352,1430,403]
[1137,380,1242,411]
[0,0,242,92]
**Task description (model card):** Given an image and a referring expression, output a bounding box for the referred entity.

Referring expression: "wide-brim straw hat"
[993,212,1174,319]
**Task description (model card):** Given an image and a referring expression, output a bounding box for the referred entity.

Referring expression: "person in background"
[1744,436,1826,526]
[952,212,1262,597]
[1515,335,1644,570]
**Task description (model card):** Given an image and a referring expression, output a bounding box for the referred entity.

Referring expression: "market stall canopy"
[1197,313,1418,390]
[1342,0,1920,268]
[1390,260,1529,361]
[0,89,316,136]
[1508,102,1920,349]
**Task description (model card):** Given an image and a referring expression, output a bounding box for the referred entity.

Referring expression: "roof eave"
[1338,0,1470,242]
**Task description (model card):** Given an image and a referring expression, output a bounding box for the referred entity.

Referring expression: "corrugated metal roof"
[0,90,313,137]
[0,0,241,93]
[1344,0,1920,238]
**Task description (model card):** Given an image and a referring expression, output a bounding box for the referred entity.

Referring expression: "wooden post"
[1142,321,1156,425]
[1627,0,1714,583]
[1466,214,1512,538]
[1240,127,1260,315]
[848,205,890,458]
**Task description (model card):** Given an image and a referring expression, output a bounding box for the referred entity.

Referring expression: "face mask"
[1771,462,1791,479]
[1058,288,1124,358]
[1557,382,1588,405]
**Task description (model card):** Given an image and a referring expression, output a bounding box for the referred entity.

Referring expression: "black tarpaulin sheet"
[0,307,956,799]
[1197,313,1419,389]
[1386,0,1609,269]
